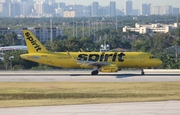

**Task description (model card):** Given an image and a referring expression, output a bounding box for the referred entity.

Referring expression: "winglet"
[23,30,49,53]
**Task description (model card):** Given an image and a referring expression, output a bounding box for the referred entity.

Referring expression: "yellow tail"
[23,30,48,53]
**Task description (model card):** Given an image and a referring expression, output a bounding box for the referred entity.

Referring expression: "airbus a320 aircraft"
[21,30,162,75]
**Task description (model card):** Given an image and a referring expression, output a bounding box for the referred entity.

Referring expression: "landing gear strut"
[91,70,99,75]
[141,69,145,75]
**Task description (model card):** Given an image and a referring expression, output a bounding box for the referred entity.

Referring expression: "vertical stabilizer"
[23,30,48,53]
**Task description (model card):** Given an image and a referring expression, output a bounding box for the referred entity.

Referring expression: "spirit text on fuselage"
[77,52,125,62]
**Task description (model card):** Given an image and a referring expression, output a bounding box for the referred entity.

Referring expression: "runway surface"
[0,69,180,82]
[0,101,180,115]
[0,70,180,114]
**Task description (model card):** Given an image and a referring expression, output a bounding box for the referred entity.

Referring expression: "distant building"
[140,3,151,16]
[0,28,11,34]
[173,7,180,15]
[34,2,44,15]
[98,6,109,17]
[92,1,99,17]
[5,0,12,17]
[110,1,116,17]
[0,3,3,17]
[73,4,84,17]
[123,23,179,34]
[160,5,173,15]
[84,5,92,17]
[116,9,124,16]
[63,10,76,18]
[0,0,180,17]
[23,27,63,42]
[151,5,161,15]
[58,2,66,9]
[55,7,63,17]
[0,28,63,43]
[132,9,139,16]
[124,0,132,16]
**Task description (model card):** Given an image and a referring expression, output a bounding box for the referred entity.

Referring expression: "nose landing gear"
[91,70,99,75]
[141,69,145,75]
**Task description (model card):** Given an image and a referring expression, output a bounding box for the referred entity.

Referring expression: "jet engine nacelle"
[100,64,118,72]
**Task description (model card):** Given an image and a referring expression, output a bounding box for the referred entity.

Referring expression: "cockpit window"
[149,55,158,59]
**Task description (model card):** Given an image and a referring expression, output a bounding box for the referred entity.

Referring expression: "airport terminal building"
[123,23,179,34]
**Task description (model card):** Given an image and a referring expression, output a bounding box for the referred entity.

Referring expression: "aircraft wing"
[67,51,111,67]
[77,60,111,66]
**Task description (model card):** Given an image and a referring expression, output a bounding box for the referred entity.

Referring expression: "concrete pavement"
[0,101,180,115]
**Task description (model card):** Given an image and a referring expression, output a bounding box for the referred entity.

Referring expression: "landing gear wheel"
[141,69,145,75]
[91,70,99,75]
[141,71,144,75]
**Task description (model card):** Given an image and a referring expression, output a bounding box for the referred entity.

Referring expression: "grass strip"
[0,82,180,108]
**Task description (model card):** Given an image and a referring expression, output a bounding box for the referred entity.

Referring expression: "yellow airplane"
[20,30,162,75]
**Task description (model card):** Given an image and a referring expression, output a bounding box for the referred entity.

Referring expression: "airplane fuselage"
[21,30,162,75]
[21,51,162,69]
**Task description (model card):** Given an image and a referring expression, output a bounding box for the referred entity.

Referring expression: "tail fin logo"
[25,32,42,52]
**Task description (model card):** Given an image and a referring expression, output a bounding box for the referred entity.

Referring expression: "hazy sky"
[55,0,180,9]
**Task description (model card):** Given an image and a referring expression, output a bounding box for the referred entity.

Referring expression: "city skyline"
[1,0,179,9]
[54,0,180,9]
[0,0,179,17]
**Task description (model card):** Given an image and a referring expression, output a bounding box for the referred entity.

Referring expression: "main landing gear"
[91,70,99,75]
[141,69,145,75]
